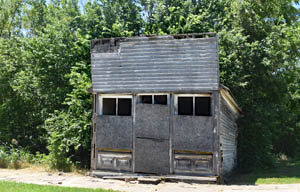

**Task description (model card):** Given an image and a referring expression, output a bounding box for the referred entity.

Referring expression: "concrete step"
[91,171,218,184]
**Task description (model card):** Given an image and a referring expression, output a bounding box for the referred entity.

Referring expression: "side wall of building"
[219,92,239,177]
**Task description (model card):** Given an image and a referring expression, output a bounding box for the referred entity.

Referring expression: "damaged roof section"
[91,33,219,93]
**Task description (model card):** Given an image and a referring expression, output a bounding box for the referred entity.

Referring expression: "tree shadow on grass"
[228,160,300,185]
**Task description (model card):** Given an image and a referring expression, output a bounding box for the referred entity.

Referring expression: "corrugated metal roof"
[91,33,219,93]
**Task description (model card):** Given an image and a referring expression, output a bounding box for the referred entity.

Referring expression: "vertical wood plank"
[169,94,174,174]
[212,91,220,176]
[91,94,97,170]
[132,94,136,172]
[116,98,119,115]
[192,97,195,116]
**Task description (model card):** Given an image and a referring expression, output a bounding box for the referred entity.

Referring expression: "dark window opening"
[195,97,211,116]
[178,97,193,115]
[93,144,95,158]
[93,95,97,113]
[118,98,132,116]
[154,95,167,105]
[141,95,152,104]
[103,98,116,115]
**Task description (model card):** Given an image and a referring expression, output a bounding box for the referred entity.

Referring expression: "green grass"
[0,181,118,192]
[230,159,300,184]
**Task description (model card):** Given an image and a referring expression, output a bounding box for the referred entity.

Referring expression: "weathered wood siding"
[219,94,239,176]
[90,34,241,179]
[91,36,219,93]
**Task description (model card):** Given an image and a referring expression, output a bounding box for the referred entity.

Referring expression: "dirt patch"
[0,168,299,192]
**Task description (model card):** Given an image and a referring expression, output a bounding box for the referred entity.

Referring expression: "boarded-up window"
[178,97,193,115]
[195,97,211,116]
[103,98,116,115]
[118,98,132,116]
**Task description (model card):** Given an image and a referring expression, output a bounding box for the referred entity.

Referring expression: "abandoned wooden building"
[90,33,241,181]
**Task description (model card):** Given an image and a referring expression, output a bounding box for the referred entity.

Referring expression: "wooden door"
[134,104,170,174]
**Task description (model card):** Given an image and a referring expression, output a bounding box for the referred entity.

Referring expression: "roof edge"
[91,32,217,49]
[220,84,242,114]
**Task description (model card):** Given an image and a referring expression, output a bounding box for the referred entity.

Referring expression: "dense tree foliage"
[220,1,300,169]
[0,0,299,171]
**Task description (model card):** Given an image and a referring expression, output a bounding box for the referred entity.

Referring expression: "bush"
[0,146,9,168]
[9,147,21,169]
[45,110,90,172]
[31,152,50,166]
[0,144,39,169]
[44,62,92,172]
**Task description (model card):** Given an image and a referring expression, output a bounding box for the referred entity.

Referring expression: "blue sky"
[46,0,300,15]
[293,2,300,9]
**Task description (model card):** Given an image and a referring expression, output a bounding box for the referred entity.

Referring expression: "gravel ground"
[0,168,299,192]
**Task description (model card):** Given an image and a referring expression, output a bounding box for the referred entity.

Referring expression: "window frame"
[98,95,133,116]
[174,94,212,116]
[137,93,170,105]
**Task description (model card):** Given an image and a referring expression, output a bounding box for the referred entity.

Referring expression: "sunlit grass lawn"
[0,181,118,192]
[230,159,300,184]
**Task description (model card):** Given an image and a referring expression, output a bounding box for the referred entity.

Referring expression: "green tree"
[0,0,24,38]
[141,0,228,34]
[0,0,299,171]
[100,0,143,37]
[218,0,300,169]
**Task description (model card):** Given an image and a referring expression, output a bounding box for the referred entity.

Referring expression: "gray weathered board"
[172,116,214,151]
[219,95,238,176]
[96,116,133,150]
[91,36,219,93]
